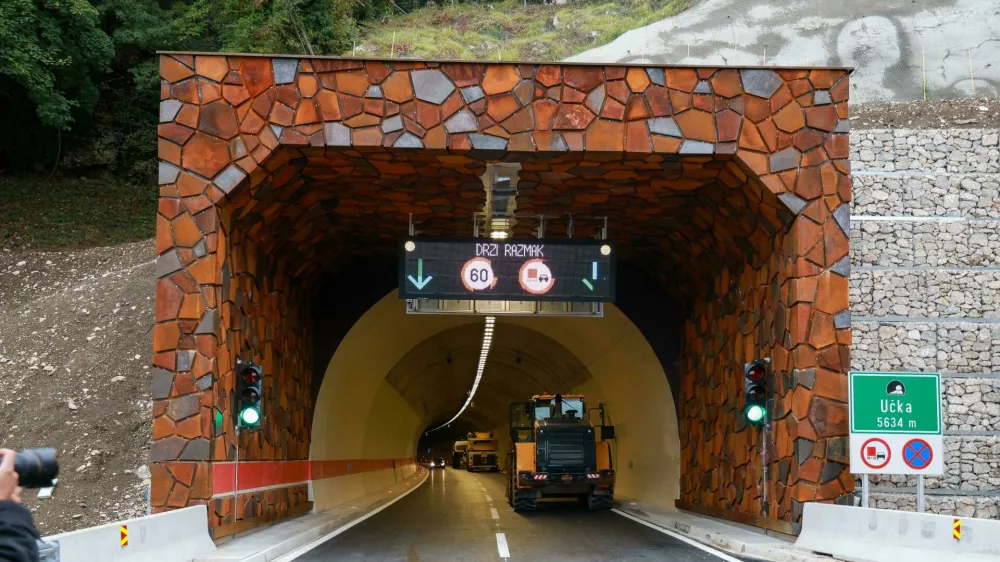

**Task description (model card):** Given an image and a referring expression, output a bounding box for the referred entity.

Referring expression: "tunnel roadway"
[290,466,749,561]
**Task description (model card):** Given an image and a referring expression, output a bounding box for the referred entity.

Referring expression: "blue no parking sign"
[903,438,933,470]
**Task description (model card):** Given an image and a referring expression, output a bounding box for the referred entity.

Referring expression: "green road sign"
[849,372,942,435]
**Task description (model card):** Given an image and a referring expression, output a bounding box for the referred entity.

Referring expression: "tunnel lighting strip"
[426,316,495,433]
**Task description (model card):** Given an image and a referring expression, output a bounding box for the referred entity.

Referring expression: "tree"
[0,0,369,175]
[0,0,114,130]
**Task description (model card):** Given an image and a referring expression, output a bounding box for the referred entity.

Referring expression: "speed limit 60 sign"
[461,257,497,291]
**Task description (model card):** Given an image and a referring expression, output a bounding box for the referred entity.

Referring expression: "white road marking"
[490,507,499,520]
[273,471,430,561]
[612,509,743,562]
[496,533,511,558]
[485,494,493,502]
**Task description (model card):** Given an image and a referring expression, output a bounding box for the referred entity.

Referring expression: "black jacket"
[0,501,38,562]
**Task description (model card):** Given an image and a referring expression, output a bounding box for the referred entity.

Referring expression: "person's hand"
[0,449,23,503]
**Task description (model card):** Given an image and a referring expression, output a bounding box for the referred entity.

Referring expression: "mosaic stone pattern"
[156,53,852,529]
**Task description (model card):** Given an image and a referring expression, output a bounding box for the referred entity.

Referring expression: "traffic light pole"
[761,419,769,516]
[234,424,240,519]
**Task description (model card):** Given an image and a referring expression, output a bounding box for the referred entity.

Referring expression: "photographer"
[0,449,39,562]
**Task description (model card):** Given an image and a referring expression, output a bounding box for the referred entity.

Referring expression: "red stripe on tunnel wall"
[212,458,416,496]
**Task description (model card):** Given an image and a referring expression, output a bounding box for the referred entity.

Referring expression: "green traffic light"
[745,404,766,424]
[239,406,261,426]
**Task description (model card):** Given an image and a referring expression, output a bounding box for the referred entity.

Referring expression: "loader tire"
[513,497,537,512]
[587,492,613,511]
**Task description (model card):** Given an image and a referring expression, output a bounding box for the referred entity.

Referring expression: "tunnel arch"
[152,54,854,537]
[310,289,681,512]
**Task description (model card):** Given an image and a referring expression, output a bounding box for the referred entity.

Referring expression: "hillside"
[349,0,690,61]
[0,240,155,534]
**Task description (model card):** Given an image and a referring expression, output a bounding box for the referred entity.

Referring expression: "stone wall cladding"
[850,127,1000,520]
[851,321,1000,374]
[850,220,1000,268]
[860,435,1000,492]
[853,173,1000,218]
[851,129,999,173]
[870,493,1000,519]
[851,270,1000,319]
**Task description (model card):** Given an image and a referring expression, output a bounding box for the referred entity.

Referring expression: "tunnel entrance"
[153,53,852,538]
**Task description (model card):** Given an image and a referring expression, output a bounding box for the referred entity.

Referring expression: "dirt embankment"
[0,240,155,534]
[851,97,1000,129]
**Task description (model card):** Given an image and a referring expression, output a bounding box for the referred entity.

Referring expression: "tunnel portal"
[153,53,852,538]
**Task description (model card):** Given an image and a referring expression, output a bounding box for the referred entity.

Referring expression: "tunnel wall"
[679,189,853,529]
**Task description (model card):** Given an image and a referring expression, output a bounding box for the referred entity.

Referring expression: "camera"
[5,448,59,488]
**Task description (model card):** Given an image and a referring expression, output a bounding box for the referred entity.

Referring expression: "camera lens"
[13,448,59,488]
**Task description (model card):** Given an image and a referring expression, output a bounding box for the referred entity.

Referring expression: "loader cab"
[533,396,585,423]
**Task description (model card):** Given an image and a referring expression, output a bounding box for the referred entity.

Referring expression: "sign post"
[849,372,944,507]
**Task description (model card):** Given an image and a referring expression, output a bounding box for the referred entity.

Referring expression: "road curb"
[612,503,842,562]
[198,468,429,562]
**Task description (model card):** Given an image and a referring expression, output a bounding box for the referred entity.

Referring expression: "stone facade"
[156,53,853,532]
[852,322,1000,374]
[680,242,855,525]
[851,129,1000,174]
[849,127,1000,518]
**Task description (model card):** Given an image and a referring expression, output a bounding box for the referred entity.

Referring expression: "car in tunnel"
[428,456,447,469]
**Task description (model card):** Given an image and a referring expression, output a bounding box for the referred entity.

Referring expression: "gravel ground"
[0,239,155,535]
[852,98,1000,129]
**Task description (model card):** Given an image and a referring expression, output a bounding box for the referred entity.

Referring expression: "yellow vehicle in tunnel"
[452,440,468,469]
[506,394,616,512]
[465,432,500,472]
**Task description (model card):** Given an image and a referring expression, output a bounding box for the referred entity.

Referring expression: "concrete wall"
[310,296,468,510]
[310,292,682,513]
[570,0,1000,103]
[850,127,1000,518]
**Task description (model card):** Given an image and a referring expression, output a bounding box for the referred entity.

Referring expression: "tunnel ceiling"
[223,148,793,303]
[384,323,593,430]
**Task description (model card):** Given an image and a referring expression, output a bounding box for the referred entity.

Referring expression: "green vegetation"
[0,0,383,177]
[0,0,689,249]
[355,0,690,62]
[0,178,157,249]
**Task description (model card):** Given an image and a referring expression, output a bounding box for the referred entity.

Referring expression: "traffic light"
[236,362,263,429]
[743,359,769,427]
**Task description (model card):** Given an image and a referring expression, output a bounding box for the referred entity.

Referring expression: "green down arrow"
[407,259,433,290]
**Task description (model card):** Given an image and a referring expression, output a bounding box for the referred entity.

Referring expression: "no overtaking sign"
[849,372,944,475]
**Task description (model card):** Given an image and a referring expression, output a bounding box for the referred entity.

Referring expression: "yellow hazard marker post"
[120,524,128,547]
[953,519,961,541]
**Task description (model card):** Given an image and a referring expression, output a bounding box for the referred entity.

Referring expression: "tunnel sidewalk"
[612,500,844,562]
[195,466,429,562]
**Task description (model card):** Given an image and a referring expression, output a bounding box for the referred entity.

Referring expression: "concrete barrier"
[795,503,1000,562]
[43,505,216,562]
